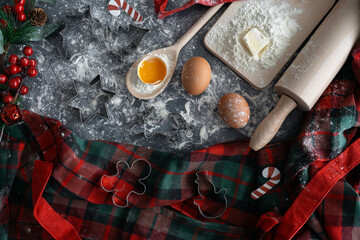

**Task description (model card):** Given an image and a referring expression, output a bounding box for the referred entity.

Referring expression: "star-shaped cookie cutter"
[67,75,115,124]
[194,170,228,219]
[101,158,152,208]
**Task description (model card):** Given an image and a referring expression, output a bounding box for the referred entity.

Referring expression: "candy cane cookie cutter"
[108,0,143,22]
[251,167,281,200]
[194,170,228,219]
[101,158,152,208]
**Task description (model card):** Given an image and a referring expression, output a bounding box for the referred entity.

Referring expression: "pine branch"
[0,8,36,46]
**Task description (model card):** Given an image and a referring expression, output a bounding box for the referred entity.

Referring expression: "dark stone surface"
[5,0,304,155]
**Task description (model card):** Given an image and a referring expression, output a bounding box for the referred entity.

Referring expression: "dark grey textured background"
[5,0,304,155]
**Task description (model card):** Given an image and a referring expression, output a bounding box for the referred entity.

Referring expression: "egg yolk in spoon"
[137,57,167,85]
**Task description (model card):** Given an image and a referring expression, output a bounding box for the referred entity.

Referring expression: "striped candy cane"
[251,167,281,200]
[108,0,143,22]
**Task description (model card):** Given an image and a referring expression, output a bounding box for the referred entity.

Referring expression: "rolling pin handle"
[249,95,297,151]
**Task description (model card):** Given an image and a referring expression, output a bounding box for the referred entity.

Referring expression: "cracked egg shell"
[181,57,211,95]
[218,93,250,129]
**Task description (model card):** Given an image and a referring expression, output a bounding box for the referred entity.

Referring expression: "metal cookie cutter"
[131,106,192,143]
[101,158,152,208]
[194,170,228,219]
[67,75,115,124]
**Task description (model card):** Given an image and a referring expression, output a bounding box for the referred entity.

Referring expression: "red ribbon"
[32,160,81,240]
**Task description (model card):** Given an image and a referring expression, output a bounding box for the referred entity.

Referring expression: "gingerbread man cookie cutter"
[101,158,152,208]
[194,170,228,219]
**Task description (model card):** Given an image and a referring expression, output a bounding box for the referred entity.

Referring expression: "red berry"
[17,12,26,22]
[13,76,22,85]
[0,75,7,84]
[8,55,18,65]
[20,85,28,95]
[8,77,21,89]
[9,65,20,75]
[2,95,13,104]
[23,46,33,57]
[0,20,6,29]
[13,4,24,14]
[19,57,29,67]
[28,59,37,67]
[27,67,37,77]
[15,0,26,5]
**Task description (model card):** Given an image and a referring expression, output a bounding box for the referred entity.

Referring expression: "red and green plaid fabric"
[0,45,360,240]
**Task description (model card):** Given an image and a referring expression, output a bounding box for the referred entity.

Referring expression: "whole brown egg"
[181,57,211,95]
[218,93,250,128]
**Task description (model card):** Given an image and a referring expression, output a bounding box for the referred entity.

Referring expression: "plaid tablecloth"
[0,45,360,240]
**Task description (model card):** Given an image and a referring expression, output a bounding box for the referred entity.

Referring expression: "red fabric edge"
[154,0,234,19]
[155,0,195,19]
[32,160,81,240]
[275,137,360,240]
[352,50,360,83]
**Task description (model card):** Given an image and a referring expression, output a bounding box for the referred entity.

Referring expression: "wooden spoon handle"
[174,4,224,51]
[249,95,297,151]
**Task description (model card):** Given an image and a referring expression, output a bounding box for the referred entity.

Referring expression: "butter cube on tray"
[242,28,269,57]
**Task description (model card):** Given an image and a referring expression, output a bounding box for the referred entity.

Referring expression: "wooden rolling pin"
[250,0,360,151]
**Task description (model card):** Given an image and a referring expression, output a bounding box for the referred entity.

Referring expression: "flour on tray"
[206,0,302,73]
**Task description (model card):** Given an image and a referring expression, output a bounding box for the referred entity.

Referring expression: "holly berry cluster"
[0,46,37,106]
[1,0,27,25]
[0,1,54,128]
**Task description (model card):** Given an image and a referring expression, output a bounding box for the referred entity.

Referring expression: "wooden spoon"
[126,4,224,100]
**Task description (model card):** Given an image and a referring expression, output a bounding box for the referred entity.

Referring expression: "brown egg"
[218,93,250,129]
[181,57,211,95]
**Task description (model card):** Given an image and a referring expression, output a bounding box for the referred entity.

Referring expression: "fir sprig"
[0,8,36,49]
